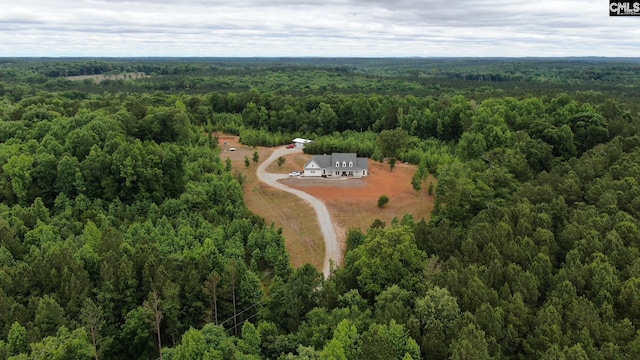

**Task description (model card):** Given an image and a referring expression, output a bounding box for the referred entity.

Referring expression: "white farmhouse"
[303,153,369,178]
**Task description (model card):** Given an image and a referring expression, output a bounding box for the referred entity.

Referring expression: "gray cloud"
[0,0,637,56]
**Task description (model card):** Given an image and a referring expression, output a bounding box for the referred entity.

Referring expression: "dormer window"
[342,161,346,167]
[349,161,353,167]
[336,161,340,167]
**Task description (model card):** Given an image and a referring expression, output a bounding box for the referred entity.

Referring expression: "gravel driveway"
[256,147,340,277]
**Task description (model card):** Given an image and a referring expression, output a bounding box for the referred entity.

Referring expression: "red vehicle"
[285,144,295,149]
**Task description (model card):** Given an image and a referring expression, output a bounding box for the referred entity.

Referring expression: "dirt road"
[256,147,340,277]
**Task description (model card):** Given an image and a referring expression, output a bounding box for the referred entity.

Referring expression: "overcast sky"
[0,0,638,57]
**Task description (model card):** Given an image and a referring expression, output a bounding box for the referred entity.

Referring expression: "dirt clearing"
[282,153,437,239]
[218,135,325,269]
[218,135,436,271]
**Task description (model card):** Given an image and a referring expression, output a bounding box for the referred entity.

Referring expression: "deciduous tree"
[7,321,29,357]
[377,129,410,158]
[143,291,164,360]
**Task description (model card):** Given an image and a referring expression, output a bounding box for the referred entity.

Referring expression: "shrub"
[377,195,389,208]
[411,172,422,191]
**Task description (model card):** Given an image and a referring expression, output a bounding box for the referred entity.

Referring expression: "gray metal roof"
[310,154,332,168]
[356,157,369,170]
[306,153,368,171]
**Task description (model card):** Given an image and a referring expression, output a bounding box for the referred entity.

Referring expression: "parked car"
[289,171,301,177]
[229,147,236,151]
[285,144,295,149]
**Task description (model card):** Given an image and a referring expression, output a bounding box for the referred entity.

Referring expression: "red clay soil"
[217,134,436,268]
[281,153,435,239]
[219,133,429,209]
[282,160,418,201]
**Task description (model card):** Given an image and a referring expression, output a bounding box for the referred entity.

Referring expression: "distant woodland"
[1,57,640,359]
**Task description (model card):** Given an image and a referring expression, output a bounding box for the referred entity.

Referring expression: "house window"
[336,161,340,167]
[342,161,346,167]
[349,161,353,167]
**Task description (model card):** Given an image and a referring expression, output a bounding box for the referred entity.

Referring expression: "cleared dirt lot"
[219,135,325,269]
[282,152,436,244]
[218,135,436,270]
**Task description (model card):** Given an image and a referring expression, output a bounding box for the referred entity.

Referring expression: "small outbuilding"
[292,138,314,149]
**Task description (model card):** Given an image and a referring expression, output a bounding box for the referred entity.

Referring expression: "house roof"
[292,138,313,144]
[356,157,369,169]
[305,153,368,171]
[309,154,332,168]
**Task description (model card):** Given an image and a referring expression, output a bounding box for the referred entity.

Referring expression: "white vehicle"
[289,171,301,177]
[229,147,236,151]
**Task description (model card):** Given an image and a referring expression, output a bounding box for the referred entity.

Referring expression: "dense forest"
[1,57,640,359]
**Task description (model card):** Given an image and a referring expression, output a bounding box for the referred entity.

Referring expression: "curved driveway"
[256,147,340,277]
